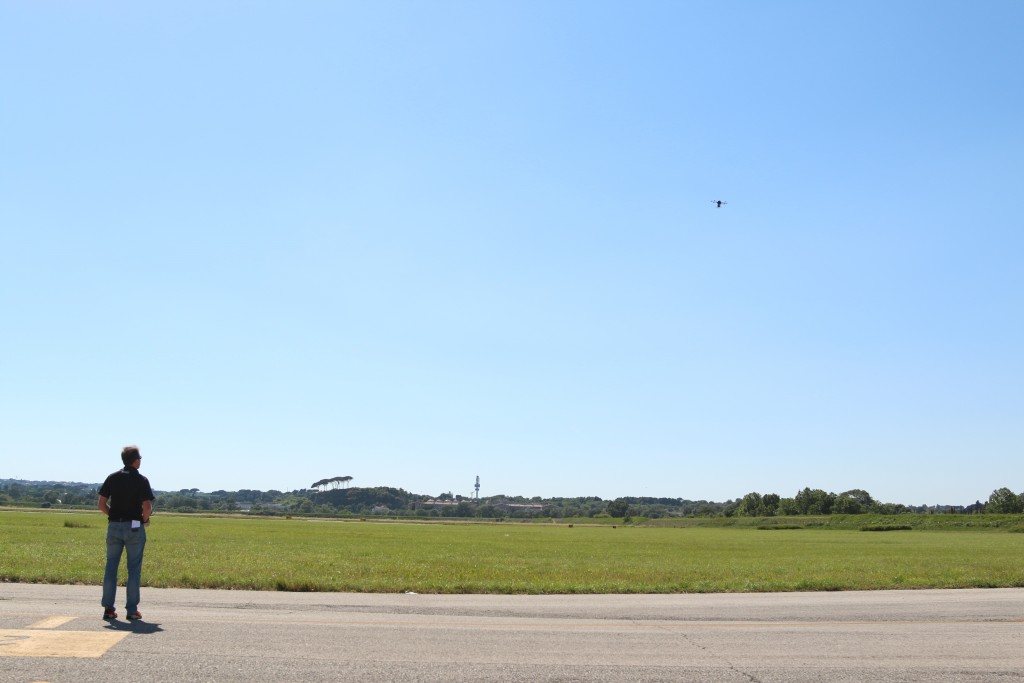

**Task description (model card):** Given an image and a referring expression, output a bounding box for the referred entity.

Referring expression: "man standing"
[98,445,155,621]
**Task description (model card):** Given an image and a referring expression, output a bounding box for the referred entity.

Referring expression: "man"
[98,445,155,621]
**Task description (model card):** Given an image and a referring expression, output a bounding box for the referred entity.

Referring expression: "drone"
[711,200,728,208]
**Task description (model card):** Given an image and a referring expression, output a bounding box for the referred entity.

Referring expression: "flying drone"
[711,200,728,208]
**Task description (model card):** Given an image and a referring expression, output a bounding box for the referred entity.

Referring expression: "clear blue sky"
[3,2,1021,506]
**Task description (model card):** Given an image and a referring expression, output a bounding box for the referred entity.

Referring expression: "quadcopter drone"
[711,200,728,208]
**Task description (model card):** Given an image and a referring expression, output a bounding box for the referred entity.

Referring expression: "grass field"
[2,510,1023,594]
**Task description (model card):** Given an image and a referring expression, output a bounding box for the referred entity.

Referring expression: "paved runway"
[2,584,1022,682]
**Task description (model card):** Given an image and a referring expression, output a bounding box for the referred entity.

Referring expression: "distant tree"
[842,489,875,508]
[986,488,1024,514]
[965,500,985,514]
[874,502,908,515]
[606,499,629,518]
[794,487,834,515]
[476,504,498,518]
[775,497,799,516]
[835,489,874,514]
[832,495,861,514]
[736,492,764,517]
[736,492,780,516]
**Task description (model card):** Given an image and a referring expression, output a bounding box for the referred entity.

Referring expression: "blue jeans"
[102,521,147,613]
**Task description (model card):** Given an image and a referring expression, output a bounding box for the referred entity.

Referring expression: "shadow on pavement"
[104,620,164,635]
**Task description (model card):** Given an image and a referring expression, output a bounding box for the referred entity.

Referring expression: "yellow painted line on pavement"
[28,616,77,630]
[0,629,128,658]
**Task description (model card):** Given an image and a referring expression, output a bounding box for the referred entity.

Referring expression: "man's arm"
[142,500,153,525]
[98,495,110,516]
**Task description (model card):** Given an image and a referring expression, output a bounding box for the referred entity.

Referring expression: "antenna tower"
[474,476,480,500]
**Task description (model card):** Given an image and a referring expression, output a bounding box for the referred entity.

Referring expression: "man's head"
[121,445,141,468]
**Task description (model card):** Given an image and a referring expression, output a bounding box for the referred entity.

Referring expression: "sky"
[2,1,1022,506]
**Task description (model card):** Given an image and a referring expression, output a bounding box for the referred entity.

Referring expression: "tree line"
[2,479,1021,519]
[728,487,1024,517]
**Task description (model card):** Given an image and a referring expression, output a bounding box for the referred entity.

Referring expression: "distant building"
[415,498,463,510]
[413,499,544,514]
[494,502,544,512]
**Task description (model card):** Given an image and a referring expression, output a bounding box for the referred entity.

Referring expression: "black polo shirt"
[99,467,156,521]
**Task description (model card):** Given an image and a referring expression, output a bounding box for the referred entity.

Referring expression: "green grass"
[2,510,1023,594]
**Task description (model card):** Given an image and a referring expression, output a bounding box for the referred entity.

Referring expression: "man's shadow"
[103,620,164,635]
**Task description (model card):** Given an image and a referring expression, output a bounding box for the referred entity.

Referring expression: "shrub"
[63,519,93,529]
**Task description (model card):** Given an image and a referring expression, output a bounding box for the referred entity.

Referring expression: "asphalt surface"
[1,584,1022,682]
